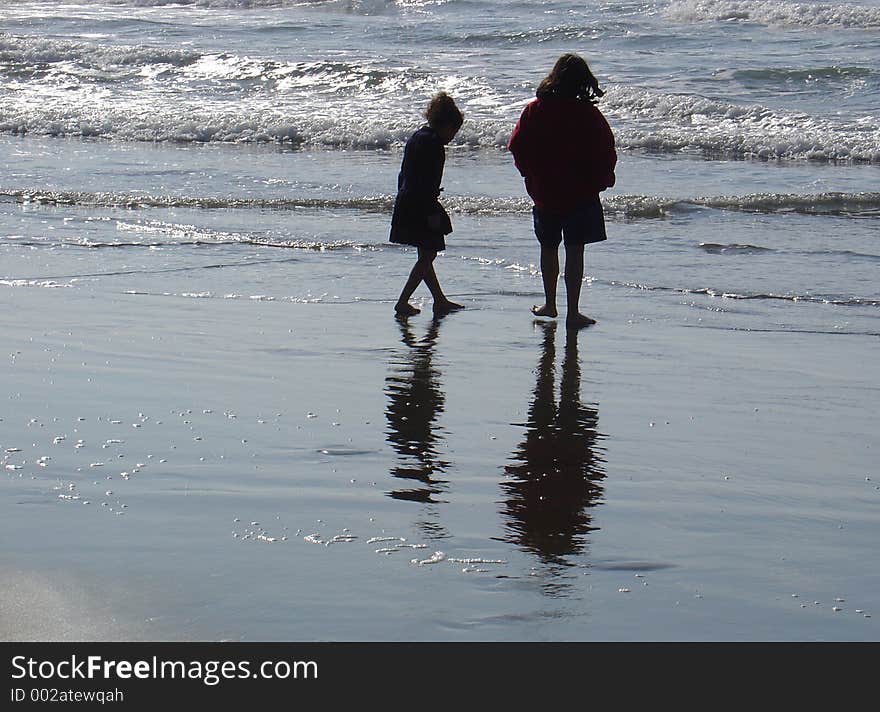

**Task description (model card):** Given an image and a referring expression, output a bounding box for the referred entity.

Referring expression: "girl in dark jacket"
[509,54,617,328]
[391,92,464,317]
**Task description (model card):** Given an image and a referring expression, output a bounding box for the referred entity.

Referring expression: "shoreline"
[2,285,877,640]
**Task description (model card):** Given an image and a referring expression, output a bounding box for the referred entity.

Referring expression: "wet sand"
[1,283,878,641]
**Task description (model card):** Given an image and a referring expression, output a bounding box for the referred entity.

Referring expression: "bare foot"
[433,300,464,315]
[395,302,420,317]
[531,304,557,318]
[566,312,597,329]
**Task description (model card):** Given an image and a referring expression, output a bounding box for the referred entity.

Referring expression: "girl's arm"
[597,110,617,190]
[508,105,535,177]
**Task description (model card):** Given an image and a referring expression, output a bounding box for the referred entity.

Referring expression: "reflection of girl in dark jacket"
[390,92,465,318]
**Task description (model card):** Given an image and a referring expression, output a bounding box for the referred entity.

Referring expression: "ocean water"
[2,0,878,326]
[1,0,879,641]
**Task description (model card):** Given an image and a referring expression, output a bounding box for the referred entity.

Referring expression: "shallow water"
[2,280,877,640]
[1,0,879,641]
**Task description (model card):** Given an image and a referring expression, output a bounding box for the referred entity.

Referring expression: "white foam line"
[411,551,447,566]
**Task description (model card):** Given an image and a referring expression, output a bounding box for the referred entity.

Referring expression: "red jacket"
[508,96,616,213]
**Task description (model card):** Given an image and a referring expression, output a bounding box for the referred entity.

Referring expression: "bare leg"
[532,245,559,317]
[394,250,432,315]
[395,248,463,316]
[420,249,464,314]
[563,243,595,328]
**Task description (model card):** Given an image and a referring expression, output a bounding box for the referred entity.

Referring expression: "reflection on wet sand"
[384,316,449,520]
[502,322,606,569]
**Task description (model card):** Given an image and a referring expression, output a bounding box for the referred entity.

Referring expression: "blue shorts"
[533,197,607,248]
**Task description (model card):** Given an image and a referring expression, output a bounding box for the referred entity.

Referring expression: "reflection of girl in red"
[502,322,606,567]
[509,54,617,329]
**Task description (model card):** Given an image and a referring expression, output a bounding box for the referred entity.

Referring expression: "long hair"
[425,92,464,130]
[536,53,605,104]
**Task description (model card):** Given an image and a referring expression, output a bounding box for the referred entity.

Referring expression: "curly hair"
[536,53,605,104]
[425,92,464,130]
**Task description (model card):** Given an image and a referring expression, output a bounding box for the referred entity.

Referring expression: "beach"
[2,206,878,640]
[2,0,879,642]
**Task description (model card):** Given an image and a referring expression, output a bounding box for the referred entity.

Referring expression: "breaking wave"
[605,86,880,163]
[4,189,879,219]
[1,30,878,162]
[665,0,880,30]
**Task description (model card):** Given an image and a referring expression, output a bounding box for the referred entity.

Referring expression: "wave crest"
[2,29,878,163]
[607,86,880,163]
[4,189,879,219]
[665,0,880,30]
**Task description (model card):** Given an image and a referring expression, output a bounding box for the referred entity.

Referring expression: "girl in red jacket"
[508,54,617,329]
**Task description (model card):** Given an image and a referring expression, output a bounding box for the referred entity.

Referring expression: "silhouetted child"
[508,54,617,329]
[390,92,465,317]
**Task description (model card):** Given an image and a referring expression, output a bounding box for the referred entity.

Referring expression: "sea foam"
[665,0,880,29]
